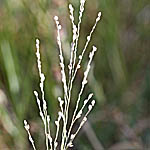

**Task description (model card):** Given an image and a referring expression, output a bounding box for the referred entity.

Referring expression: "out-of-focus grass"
[0,0,150,149]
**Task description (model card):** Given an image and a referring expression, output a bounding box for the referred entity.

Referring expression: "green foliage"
[0,0,150,149]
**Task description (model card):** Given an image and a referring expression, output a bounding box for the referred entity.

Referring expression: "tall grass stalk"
[24,0,102,149]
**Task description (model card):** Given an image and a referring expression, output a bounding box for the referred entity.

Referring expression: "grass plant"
[24,0,101,149]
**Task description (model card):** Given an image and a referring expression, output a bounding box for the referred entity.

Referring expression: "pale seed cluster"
[24,0,102,150]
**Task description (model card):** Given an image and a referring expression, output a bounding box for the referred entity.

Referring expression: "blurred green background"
[0,0,150,149]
